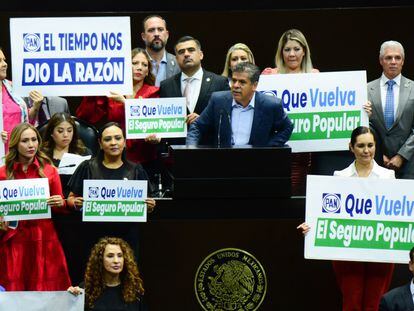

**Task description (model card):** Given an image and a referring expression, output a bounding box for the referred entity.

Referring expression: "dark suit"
[379,283,414,311]
[368,75,414,178]
[165,52,180,80]
[159,69,230,115]
[24,96,70,125]
[186,90,293,146]
[159,69,230,146]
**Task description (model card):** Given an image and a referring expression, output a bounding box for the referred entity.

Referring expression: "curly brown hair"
[84,237,145,309]
[5,123,52,179]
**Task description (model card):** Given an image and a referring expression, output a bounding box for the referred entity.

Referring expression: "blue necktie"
[384,80,396,130]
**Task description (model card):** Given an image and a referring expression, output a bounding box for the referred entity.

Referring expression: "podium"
[168,145,291,199]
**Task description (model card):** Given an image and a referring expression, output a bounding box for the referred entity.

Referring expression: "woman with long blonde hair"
[0,123,71,291]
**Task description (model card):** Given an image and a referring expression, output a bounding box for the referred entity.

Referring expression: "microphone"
[223,109,233,145]
[218,109,224,147]
[59,164,76,168]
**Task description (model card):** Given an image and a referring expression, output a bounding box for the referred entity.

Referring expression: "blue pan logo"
[322,193,341,213]
[130,105,140,116]
[260,90,277,97]
[88,187,99,198]
[23,33,41,52]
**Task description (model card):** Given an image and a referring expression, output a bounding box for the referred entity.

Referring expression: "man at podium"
[186,62,293,146]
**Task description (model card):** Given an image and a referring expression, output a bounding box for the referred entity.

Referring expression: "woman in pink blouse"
[0,47,29,152]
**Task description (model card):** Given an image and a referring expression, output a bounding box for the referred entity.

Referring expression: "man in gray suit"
[25,90,69,126]
[379,246,414,311]
[141,15,180,86]
[368,40,414,178]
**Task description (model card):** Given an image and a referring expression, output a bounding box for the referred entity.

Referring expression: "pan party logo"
[194,248,267,311]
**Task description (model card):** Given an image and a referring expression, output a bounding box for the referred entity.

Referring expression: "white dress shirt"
[231,93,255,145]
[181,67,203,114]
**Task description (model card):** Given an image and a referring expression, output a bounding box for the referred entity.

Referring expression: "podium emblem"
[194,248,267,311]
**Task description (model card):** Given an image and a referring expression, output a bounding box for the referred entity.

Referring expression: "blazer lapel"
[166,53,177,78]
[403,283,414,309]
[370,79,385,125]
[249,92,263,144]
[194,70,213,114]
[223,94,233,145]
[394,76,411,126]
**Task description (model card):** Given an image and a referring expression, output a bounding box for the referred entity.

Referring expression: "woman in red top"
[0,123,71,291]
[76,48,160,165]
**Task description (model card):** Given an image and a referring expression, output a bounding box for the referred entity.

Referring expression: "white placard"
[257,71,368,152]
[82,179,147,222]
[58,153,91,175]
[10,17,132,96]
[0,291,84,311]
[0,178,50,221]
[125,97,187,139]
[304,175,414,264]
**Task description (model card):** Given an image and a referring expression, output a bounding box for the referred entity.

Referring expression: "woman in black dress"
[68,236,147,311]
[67,122,156,281]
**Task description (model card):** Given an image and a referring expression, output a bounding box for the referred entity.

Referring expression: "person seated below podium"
[186,62,293,147]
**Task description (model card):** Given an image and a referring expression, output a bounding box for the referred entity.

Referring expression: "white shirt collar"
[232,92,256,109]
[381,73,401,86]
[349,160,382,177]
[181,67,203,82]
[147,50,167,63]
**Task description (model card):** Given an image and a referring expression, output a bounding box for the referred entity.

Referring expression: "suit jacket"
[159,69,230,147]
[25,96,70,125]
[165,52,180,79]
[159,69,230,115]
[368,75,414,178]
[186,90,293,147]
[379,283,414,311]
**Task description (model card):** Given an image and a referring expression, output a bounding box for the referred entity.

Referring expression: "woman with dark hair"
[76,48,160,166]
[41,112,92,284]
[68,236,147,311]
[0,123,71,290]
[42,113,88,164]
[67,122,155,276]
[298,126,395,311]
[42,112,91,195]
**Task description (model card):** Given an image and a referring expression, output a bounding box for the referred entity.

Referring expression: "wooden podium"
[167,145,292,199]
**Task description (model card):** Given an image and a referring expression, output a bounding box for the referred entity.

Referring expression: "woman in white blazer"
[298,126,395,311]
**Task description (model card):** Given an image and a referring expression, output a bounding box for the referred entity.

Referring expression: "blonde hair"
[275,29,314,73]
[222,43,255,77]
[5,123,51,179]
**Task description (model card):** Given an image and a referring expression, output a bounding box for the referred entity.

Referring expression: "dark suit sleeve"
[269,99,293,146]
[159,81,167,98]
[186,96,216,145]
[379,295,390,311]
[219,76,231,91]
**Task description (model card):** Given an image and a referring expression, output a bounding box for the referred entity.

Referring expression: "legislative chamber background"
[1,2,413,310]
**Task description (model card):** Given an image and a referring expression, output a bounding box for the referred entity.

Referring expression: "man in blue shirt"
[186,62,293,146]
[141,15,180,86]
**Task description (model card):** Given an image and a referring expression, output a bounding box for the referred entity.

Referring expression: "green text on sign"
[289,110,361,140]
[128,117,186,134]
[0,199,48,216]
[84,200,146,217]
[315,217,414,250]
